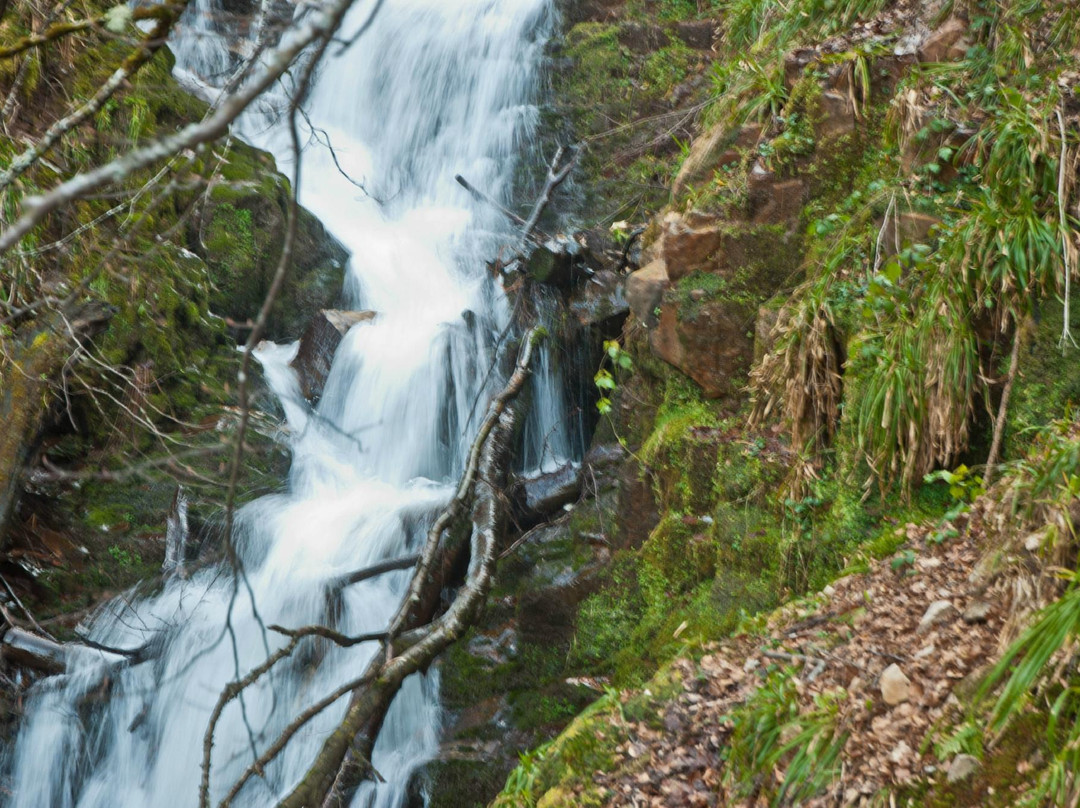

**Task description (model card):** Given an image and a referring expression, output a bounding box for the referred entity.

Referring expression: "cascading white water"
[2,1,569,805]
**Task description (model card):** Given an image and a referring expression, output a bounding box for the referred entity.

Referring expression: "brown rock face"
[626,260,670,326]
[644,220,799,400]
[658,213,726,280]
[919,17,969,63]
[650,298,754,399]
[815,90,857,139]
[290,310,376,401]
[750,178,806,226]
[672,122,762,197]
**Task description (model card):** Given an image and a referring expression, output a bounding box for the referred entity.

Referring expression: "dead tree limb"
[199,624,387,808]
[984,322,1024,486]
[210,327,543,808]
[328,554,420,592]
[0,626,128,673]
[518,145,578,250]
[455,174,527,227]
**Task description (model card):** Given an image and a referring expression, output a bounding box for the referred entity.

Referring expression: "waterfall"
[2,0,569,805]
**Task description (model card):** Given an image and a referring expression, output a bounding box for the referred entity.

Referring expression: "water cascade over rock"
[1,0,566,805]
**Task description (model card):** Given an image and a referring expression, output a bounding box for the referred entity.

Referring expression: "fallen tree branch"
[518,145,578,251]
[984,321,1024,486]
[328,554,420,592]
[199,623,388,808]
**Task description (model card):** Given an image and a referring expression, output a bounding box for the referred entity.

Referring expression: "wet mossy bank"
[0,5,347,625]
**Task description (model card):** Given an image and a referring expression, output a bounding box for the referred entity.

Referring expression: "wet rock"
[510,462,582,524]
[946,753,981,784]
[626,260,670,326]
[525,238,577,287]
[917,600,959,634]
[880,663,911,705]
[290,310,375,401]
[568,270,629,331]
[196,147,349,340]
[919,17,970,63]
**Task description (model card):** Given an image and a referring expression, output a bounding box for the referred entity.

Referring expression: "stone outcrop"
[290,310,376,401]
[626,259,670,327]
[635,213,799,399]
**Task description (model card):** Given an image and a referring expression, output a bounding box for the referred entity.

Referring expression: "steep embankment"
[449,0,1080,805]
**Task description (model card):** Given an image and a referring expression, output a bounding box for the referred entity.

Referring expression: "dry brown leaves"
[591,523,1011,807]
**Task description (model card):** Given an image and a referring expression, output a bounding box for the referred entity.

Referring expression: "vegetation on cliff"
[482,0,1080,805]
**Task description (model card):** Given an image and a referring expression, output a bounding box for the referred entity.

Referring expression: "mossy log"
[0,302,113,549]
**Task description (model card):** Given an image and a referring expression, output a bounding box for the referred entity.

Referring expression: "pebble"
[962,600,992,624]
[917,600,959,634]
[946,753,981,784]
[880,663,912,705]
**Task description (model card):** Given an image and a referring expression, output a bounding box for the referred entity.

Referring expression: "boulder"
[962,601,992,624]
[657,212,726,280]
[917,599,959,634]
[510,462,582,525]
[626,260,670,326]
[524,237,577,287]
[650,298,753,399]
[290,310,375,401]
[946,754,981,784]
[568,269,629,331]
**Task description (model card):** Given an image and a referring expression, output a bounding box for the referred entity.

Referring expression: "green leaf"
[594,369,616,390]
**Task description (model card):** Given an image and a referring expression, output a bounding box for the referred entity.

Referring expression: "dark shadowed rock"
[290,310,375,401]
[510,462,582,524]
[568,270,630,330]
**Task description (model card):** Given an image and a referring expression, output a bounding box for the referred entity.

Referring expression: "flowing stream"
[3,0,564,805]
